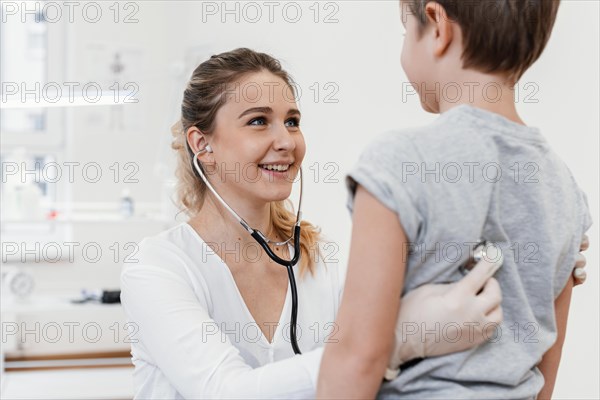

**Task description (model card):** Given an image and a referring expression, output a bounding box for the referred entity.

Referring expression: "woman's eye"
[249,117,267,126]
[285,118,300,127]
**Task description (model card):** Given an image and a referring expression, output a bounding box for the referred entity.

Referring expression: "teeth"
[260,164,290,172]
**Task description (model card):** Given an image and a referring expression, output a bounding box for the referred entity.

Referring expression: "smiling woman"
[171,50,320,277]
[118,48,507,399]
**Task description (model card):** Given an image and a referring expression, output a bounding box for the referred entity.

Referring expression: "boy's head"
[400,0,560,113]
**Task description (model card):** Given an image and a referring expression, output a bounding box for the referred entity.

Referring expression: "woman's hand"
[573,234,589,286]
[386,258,503,378]
[385,235,589,379]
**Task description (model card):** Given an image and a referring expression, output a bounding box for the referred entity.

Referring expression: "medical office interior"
[0,1,598,399]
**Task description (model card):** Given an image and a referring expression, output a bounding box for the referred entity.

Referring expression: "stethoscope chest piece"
[460,240,503,275]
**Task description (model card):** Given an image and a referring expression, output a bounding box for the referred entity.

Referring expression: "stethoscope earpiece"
[196,145,212,154]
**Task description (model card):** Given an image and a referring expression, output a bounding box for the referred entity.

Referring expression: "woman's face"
[205,70,306,205]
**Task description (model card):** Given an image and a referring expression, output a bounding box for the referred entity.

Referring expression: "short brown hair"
[403,0,561,82]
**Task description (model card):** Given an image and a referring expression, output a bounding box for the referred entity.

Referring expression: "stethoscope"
[191,146,304,355]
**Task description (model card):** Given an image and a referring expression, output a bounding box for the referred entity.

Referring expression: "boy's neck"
[436,72,526,126]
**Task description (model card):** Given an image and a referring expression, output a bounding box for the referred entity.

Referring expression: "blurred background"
[1,1,598,398]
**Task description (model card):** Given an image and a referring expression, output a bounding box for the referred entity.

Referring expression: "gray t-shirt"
[346,104,592,400]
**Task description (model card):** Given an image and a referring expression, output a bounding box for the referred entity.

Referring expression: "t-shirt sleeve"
[120,237,323,399]
[345,131,424,242]
[580,190,593,233]
[552,186,594,298]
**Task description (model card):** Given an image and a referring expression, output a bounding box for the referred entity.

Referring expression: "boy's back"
[346,104,592,399]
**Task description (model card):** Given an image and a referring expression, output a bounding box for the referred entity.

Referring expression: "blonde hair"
[171,48,321,276]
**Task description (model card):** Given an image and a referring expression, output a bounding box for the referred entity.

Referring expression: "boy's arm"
[537,274,575,400]
[316,185,407,399]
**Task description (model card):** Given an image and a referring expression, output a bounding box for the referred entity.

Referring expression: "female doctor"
[119,48,589,399]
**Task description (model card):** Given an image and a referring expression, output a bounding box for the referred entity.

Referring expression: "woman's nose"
[272,123,296,151]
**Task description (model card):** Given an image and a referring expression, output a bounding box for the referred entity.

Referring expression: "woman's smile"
[258,161,295,181]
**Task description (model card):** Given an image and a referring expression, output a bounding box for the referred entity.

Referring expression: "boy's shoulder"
[361,114,497,165]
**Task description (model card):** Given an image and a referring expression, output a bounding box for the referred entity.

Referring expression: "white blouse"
[120,222,343,399]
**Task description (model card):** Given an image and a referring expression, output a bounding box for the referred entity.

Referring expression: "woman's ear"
[186,126,214,163]
[424,1,454,58]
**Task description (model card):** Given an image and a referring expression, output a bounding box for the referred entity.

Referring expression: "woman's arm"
[121,260,323,399]
[317,185,407,399]
[538,234,590,398]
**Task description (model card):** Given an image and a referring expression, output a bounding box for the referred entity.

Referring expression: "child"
[317,1,592,399]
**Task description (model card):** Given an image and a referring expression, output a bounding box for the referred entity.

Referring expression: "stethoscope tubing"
[192,150,304,354]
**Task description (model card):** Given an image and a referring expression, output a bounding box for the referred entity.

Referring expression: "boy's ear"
[424,1,454,57]
[186,126,214,163]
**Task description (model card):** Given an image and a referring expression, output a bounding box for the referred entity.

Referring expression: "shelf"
[1,202,185,225]
[1,91,135,109]
[0,367,134,399]
[1,215,175,224]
